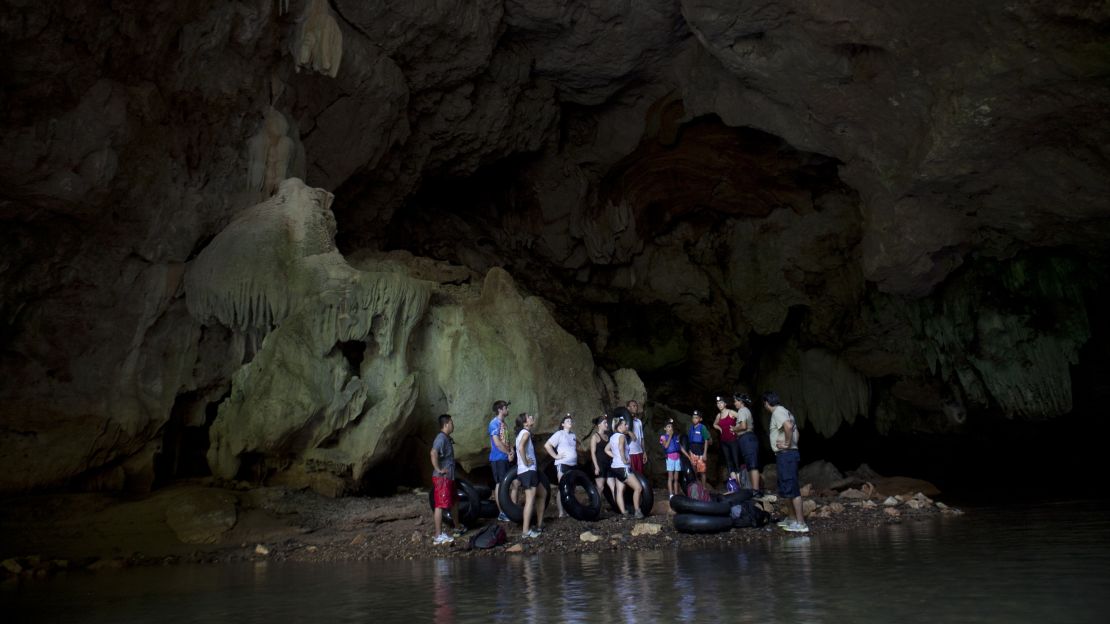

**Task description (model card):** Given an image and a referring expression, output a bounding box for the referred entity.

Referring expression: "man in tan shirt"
[764,391,807,533]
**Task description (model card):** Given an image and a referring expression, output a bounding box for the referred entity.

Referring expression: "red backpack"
[685,481,712,502]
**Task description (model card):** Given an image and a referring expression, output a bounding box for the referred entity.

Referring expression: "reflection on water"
[7,501,1110,623]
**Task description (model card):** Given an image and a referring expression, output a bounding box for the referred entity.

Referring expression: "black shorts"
[491,460,511,486]
[595,461,612,479]
[739,433,760,470]
[518,470,539,488]
[608,467,628,481]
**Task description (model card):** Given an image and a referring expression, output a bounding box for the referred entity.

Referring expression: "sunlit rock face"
[1,0,1107,493]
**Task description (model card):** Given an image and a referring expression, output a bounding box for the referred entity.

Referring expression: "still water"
[6,501,1109,623]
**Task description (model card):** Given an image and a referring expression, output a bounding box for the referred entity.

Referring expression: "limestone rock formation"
[1,0,1107,495]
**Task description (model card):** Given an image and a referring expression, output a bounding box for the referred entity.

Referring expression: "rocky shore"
[0,467,960,580]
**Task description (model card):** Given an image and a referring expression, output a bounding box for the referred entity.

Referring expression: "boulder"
[632,523,662,537]
[579,531,601,543]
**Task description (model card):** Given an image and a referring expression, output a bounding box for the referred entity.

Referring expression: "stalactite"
[290,0,343,78]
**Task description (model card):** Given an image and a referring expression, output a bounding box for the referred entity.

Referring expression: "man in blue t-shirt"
[488,399,514,522]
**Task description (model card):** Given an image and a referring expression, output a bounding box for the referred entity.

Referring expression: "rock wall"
[1,0,1107,493]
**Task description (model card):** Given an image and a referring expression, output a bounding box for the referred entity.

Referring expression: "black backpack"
[730,500,770,528]
[468,523,507,549]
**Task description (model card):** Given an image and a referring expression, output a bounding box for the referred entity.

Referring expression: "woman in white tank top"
[604,416,643,517]
[514,413,546,538]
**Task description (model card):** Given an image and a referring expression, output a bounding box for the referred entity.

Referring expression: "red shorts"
[691,455,706,474]
[433,476,456,509]
[629,453,645,474]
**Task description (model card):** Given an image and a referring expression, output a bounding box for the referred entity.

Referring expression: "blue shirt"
[488,417,508,462]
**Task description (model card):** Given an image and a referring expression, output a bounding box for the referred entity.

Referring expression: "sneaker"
[524,529,541,539]
[786,521,810,533]
[433,533,453,545]
[535,526,544,534]
[777,518,791,528]
[497,512,510,522]
[634,510,644,519]
[452,526,468,537]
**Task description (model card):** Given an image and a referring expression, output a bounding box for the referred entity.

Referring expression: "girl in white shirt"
[515,413,547,538]
[544,413,578,518]
[605,416,644,518]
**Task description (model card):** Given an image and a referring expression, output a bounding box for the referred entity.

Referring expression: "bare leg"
[522,487,536,534]
[434,508,444,536]
[750,468,762,492]
[628,477,643,513]
[614,481,627,515]
[535,484,547,529]
[792,495,805,525]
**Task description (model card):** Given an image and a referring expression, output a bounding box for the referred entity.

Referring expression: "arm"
[780,420,794,450]
[701,426,711,455]
[590,435,601,473]
[544,436,559,460]
[430,448,442,475]
[730,411,742,433]
[712,414,723,435]
[491,425,512,455]
[619,436,630,465]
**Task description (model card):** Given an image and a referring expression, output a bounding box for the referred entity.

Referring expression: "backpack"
[468,523,507,549]
[730,500,770,528]
[686,481,712,502]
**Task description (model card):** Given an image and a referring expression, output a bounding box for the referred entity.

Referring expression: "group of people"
[428,391,808,545]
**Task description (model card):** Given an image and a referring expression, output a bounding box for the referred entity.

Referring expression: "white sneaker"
[524,529,541,539]
[777,518,791,528]
[433,533,453,545]
[786,521,810,533]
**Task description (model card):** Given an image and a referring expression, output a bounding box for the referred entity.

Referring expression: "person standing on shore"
[606,415,644,518]
[589,414,615,505]
[626,400,647,475]
[430,414,462,545]
[544,413,578,518]
[659,419,682,498]
[733,393,762,496]
[763,391,808,533]
[685,410,710,491]
[515,412,547,538]
[713,395,742,486]
[488,400,515,522]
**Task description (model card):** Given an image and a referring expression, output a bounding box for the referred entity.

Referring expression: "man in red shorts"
[431,414,462,544]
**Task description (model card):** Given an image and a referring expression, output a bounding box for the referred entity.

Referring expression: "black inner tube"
[558,468,602,521]
[673,513,733,534]
[497,465,551,525]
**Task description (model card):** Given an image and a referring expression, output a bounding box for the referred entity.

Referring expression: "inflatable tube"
[669,495,731,516]
[473,484,493,500]
[497,466,552,525]
[622,472,654,517]
[673,513,733,534]
[478,499,498,519]
[719,489,755,506]
[558,469,602,521]
[426,478,481,526]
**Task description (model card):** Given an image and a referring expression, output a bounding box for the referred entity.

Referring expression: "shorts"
[433,476,456,509]
[776,449,801,499]
[690,455,706,474]
[518,469,539,488]
[609,467,628,481]
[666,458,682,472]
[556,464,575,480]
[629,453,645,474]
[739,432,760,470]
[595,461,611,480]
[491,460,511,486]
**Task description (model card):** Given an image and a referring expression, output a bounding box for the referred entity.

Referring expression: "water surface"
[7,500,1108,623]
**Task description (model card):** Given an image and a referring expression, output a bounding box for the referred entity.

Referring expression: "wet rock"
[799,460,845,490]
[883,496,900,506]
[505,544,523,553]
[254,544,270,556]
[860,500,877,509]
[883,507,901,518]
[905,499,926,510]
[579,531,601,543]
[828,502,845,514]
[631,523,662,537]
[350,534,367,546]
[802,500,818,515]
[1,559,21,574]
[838,488,867,499]
[165,489,238,544]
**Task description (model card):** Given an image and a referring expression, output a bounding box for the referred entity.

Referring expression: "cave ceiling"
[1,0,1107,494]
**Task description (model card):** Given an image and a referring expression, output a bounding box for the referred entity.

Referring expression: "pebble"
[254,544,270,556]
[579,531,600,543]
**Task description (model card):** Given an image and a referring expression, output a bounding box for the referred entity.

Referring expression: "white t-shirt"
[768,405,799,451]
[516,429,537,474]
[627,418,645,455]
[737,407,754,434]
[548,430,577,467]
[608,434,628,469]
